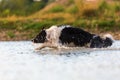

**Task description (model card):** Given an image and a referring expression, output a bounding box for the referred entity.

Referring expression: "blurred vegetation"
[7,31,15,38]
[0,0,120,40]
[48,5,64,13]
[0,0,48,17]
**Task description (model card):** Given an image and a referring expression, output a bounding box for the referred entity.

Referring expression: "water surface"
[0,41,120,80]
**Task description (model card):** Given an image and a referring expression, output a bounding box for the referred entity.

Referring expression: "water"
[0,41,120,80]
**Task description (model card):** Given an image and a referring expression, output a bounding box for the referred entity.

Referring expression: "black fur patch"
[90,36,113,48]
[103,37,113,47]
[59,27,93,46]
[90,36,104,48]
[32,30,47,43]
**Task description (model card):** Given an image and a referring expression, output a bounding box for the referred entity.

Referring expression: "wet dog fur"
[32,25,113,50]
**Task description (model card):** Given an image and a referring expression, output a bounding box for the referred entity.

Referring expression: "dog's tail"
[103,34,114,47]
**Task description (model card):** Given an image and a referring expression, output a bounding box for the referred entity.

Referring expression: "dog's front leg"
[35,44,46,50]
[35,43,59,50]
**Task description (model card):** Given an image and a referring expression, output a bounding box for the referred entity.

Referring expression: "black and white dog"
[32,25,113,50]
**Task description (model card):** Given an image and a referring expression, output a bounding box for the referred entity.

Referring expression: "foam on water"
[0,41,120,80]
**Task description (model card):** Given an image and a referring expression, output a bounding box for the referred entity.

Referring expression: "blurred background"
[0,0,120,40]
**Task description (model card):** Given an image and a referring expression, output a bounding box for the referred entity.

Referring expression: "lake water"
[0,41,120,80]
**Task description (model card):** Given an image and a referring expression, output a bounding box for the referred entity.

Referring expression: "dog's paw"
[35,47,41,50]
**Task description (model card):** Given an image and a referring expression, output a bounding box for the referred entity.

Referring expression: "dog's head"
[32,30,47,43]
[90,36,104,48]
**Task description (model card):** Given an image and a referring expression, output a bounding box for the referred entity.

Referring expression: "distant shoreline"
[0,30,120,41]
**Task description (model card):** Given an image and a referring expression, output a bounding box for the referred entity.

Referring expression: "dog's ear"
[41,27,45,31]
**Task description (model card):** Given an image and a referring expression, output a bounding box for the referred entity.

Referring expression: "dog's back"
[59,27,93,46]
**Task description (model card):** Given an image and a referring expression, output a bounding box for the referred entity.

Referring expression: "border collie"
[32,25,113,50]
